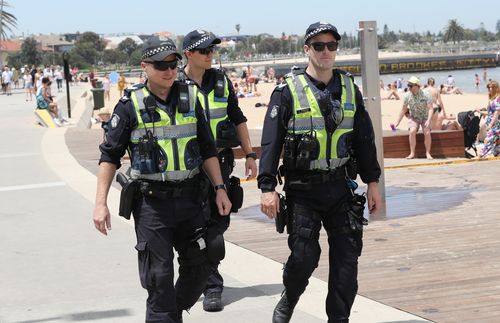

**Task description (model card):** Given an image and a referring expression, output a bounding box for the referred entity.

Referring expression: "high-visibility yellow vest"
[128,84,206,181]
[286,71,356,170]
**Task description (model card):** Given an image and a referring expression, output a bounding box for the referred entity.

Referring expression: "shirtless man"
[425,77,446,130]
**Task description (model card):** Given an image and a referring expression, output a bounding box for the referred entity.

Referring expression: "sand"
[237,81,487,134]
[93,75,488,136]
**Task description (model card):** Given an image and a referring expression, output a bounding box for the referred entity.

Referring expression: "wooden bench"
[383,129,465,158]
[234,129,465,159]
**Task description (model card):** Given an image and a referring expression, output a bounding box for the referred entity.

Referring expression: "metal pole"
[63,51,71,118]
[358,21,386,202]
[0,0,4,67]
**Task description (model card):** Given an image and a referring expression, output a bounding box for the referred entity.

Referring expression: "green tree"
[0,0,17,40]
[443,19,465,44]
[118,37,138,65]
[256,37,281,54]
[20,37,41,66]
[102,49,126,65]
[496,19,500,34]
[72,31,106,67]
[235,24,240,35]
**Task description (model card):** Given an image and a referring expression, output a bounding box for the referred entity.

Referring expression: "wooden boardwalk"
[225,160,500,323]
[71,128,500,323]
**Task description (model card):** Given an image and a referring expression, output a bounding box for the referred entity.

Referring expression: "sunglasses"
[145,60,178,71]
[193,46,216,55]
[408,83,417,88]
[309,41,338,52]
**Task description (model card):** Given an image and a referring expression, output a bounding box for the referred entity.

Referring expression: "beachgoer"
[394,76,434,159]
[479,81,500,157]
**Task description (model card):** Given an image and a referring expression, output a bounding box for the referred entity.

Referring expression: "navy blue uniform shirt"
[257,69,381,195]
[99,81,217,169]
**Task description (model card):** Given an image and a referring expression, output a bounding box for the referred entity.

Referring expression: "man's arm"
[395,103,408,128]
[225,74,257,179]
[258,85,289,218]
[93,100,134,234]
[93,162,116,235]
[236,122,257,179]
[203,157,232,216]
[195,97,232,215]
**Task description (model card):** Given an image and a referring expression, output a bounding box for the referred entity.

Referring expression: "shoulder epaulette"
[337,69,354,80]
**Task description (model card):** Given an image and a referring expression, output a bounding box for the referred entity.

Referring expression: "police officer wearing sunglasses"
[258,22,382,323]
[181,29,258,312]
[93,36,231,323]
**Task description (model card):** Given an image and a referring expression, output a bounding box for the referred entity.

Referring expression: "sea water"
[354,67,500,94]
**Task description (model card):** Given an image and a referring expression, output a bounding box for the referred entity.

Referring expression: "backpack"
[457,110,480,158]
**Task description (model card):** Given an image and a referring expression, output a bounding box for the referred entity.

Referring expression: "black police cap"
[141,36,182,62]
[304,22,341,44]
[182,30,221,52]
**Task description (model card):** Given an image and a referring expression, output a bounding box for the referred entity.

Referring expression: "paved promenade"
[2,81,499,322]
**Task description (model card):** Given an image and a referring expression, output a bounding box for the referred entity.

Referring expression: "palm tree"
[443,19,465,44]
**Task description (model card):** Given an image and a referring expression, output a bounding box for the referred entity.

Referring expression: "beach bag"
[36,93,48,109]
[457,110,480,158]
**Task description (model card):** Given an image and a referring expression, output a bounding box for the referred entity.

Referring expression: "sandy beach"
[94,75,487,140]
[236,81,487,134]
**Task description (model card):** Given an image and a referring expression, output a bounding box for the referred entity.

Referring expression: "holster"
[205,224,225,263]
[345,193,368,232]
[228,176,243,213]
[275,194,288,234]
[116,172,139,220]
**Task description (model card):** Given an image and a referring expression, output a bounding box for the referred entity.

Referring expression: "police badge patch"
[110,114,120,129]
[270,105,279,119]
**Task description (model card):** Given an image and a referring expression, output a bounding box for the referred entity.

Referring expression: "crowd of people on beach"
[388,72,499,159]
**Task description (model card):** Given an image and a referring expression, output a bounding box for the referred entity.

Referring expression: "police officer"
[182,29,258,312]
[93,36,232,323]
[258,22,382,323]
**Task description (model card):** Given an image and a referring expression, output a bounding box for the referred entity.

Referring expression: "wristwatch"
[214,184,227,192]
[246,152,257,160]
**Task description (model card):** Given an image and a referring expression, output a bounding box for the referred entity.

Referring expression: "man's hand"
[216,189,232,216]
[367,182,382,215]
[93,204,111,235]
[260,191,280,219]
[245,157,257,179]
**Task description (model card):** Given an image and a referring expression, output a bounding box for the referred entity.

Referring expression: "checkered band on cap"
[184,35,210,51]
[306,26,333,41]
[142,44,177,60]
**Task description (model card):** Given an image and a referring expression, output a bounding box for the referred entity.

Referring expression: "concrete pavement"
[1,82,431,323]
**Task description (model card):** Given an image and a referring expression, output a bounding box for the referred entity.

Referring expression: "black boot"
[272,292,298,323]
[203,291,223,312]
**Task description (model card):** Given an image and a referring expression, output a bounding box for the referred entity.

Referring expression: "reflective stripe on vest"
[128,85,204,181]
[286,72,356,170]
[207,76,230,138]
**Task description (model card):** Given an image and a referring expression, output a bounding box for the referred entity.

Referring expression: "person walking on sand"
[394,76,433,159]
[425,77,445,130]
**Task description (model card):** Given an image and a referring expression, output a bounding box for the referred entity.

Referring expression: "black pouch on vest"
[216,119,240,148]
[214,69,225,98]
[178,82,190,113]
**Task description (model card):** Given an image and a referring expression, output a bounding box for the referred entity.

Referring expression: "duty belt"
[286,168,346,190]
[139,179,200,199]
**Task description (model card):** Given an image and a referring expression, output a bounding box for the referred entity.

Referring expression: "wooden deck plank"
[225,160,500,323]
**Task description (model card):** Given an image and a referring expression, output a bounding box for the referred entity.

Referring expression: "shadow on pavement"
[221,283,284,307]
[14,308,132,323]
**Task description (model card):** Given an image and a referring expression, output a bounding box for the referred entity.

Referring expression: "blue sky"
[7,0,499,38]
